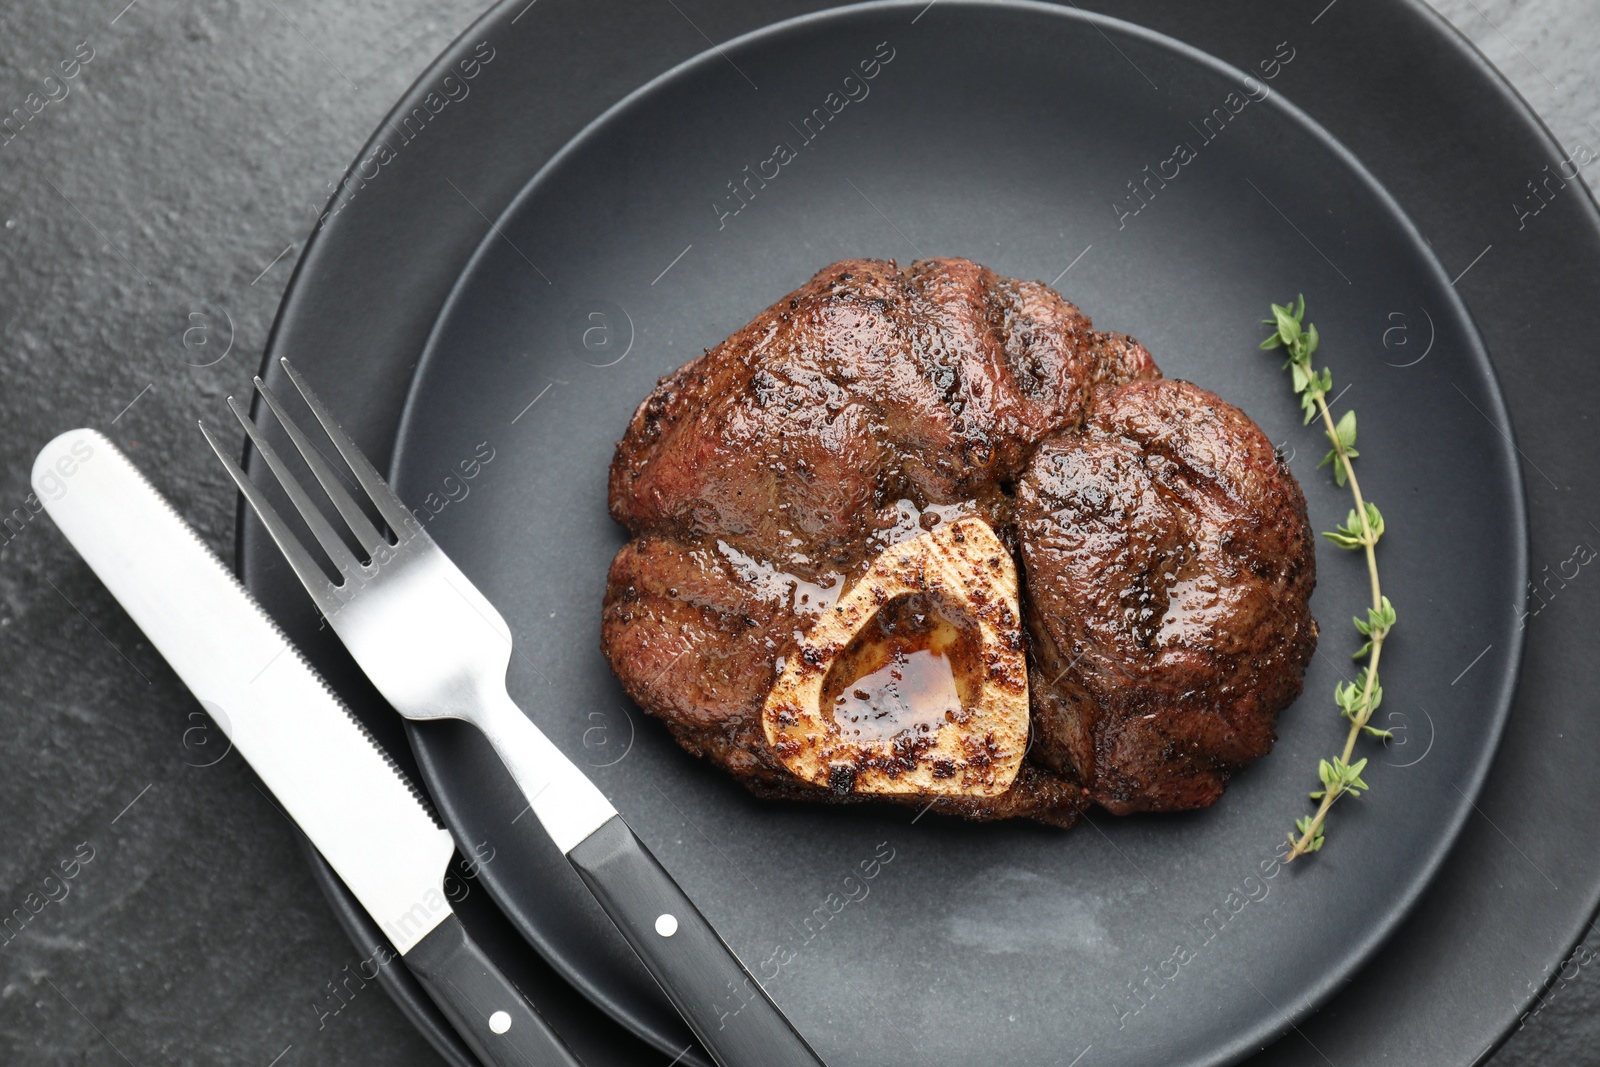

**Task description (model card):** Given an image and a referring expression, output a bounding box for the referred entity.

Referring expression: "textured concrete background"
[0,0,1594,1064]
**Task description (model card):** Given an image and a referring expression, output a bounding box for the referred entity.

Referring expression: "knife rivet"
[489,1010,512,1034]
[655,913,679,937]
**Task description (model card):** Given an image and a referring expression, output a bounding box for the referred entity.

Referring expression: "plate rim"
[387,1,1529,1063]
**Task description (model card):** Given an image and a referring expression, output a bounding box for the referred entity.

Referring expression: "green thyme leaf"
[1341,757,1370,794]
[1323,527,1364,550]
[1273,307,1295,340]
[1292,815,1326,852]
[1358,597,1397,640]
[1335,409,1357,449]
[1318,758,1338,789]
[1334,679,1362,719]
[1364,502,1385,542]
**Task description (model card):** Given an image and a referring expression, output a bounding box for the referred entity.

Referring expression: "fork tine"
[279,358,418,537]
[199,420,340,615]
[253,376,388,557]
[225,395,364,577]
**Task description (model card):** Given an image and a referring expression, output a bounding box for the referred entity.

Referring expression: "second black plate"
[374,4,1525,1066]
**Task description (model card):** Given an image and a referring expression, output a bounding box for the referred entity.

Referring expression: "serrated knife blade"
[32,429,583,1067]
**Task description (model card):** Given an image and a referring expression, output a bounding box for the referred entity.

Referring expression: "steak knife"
[33,428,584,1067]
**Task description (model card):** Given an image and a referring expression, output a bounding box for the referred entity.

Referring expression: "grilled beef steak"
[601,257,1314,826]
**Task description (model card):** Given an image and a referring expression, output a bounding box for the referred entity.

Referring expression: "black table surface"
[2,1,1598,1066]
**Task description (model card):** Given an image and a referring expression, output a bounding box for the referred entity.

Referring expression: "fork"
[202,357,825,1067]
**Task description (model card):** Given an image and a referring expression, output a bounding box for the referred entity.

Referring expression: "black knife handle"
[405,913,585,1067]
[567,816,824,1067]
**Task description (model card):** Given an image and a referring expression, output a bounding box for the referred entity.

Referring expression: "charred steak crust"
[1016,379,1318,814]
[607,257,1159,554]
[601,257,1314,826]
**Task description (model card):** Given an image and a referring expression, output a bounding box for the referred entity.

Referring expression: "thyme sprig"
[1259,296,1395,860]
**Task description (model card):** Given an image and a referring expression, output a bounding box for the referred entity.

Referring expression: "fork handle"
[567,817,825,1067]
[476,697,819,1063]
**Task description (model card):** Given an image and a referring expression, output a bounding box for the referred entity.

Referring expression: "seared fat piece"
[601,258,1314,826]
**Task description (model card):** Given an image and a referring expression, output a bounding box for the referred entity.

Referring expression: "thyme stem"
[1288,393,1385,859]
[1258,296,1394,860]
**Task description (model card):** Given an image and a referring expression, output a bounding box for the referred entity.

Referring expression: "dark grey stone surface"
[0,3,493,1063]
[0,1,1593,1065]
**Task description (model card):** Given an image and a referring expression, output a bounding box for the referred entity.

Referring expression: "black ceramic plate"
[355,3,1524,1065]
